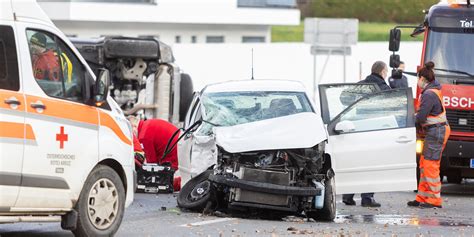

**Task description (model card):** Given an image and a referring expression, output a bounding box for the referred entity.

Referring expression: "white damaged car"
[177,80,417,220]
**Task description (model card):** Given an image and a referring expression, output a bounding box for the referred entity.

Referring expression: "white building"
[37,0,300,44]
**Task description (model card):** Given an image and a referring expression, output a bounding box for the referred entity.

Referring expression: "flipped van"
[0,0,134,236]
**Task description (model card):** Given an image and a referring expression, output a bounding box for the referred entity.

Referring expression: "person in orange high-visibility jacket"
[407,61,451,209]
[29,32,60,81]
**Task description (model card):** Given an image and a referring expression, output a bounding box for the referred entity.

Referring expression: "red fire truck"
[389,0,474,184]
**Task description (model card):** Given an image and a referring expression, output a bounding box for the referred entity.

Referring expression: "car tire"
[72,165,125,237]
[307,175,336,222]
[177,170,213,211]
[179,73,193,122]
[447,173,462,184]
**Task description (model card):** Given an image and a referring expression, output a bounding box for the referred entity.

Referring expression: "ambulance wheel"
[447,173,462,184]
[73,165,125,237]
[306,173,336,222]
[177,170,213,211]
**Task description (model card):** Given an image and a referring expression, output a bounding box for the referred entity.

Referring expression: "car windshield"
[425,28,474,76]
[201,91,313,128]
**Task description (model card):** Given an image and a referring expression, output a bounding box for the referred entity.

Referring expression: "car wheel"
[307,174,336,222]
[447,173,462,184]
[177,170,213,211]
[73,165,125,237]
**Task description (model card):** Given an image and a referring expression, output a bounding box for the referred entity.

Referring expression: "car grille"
[446,109,474,132]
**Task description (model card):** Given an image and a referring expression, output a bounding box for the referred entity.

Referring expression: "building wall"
[38,0,298,44]
[54,21,271,44]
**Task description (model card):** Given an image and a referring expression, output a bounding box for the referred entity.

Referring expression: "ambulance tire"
[306,174,336,222]
[73,165,125,237]
[179,73,193,122]
[177,170,213,211]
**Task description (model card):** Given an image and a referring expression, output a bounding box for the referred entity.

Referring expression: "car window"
[0,25,19,91]
[201,91,313,127]
[319,84,380,123]
[337,89,408,133]
[27,29,87,103]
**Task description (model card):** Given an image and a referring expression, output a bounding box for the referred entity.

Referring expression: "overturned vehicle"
[177,80,419,220]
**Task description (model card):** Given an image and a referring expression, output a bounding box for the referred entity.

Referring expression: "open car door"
[319,84,417,194]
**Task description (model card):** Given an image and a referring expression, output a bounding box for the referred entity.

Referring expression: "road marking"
[180,218,236,227]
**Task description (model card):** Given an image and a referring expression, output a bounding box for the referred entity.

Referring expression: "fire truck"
[389,0,474,183]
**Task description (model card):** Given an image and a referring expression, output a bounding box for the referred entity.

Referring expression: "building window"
[191,36,197,44]
[175,36,181,44]
[242,36,266,43]
[237,0,296,8]
[206,36,224,43]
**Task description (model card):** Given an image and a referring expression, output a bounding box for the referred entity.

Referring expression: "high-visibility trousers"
[416,124,450,206]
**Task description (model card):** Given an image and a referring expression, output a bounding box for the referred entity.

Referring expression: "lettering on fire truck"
[443,96,474,108]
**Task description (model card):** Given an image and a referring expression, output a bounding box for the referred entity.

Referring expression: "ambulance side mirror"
[94,68,110,106]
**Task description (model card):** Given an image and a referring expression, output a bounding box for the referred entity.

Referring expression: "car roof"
[202,80,308,93]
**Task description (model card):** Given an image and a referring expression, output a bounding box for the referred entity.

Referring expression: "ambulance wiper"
[434,68,474,78]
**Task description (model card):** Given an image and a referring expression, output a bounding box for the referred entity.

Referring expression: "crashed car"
[177,80,418,220]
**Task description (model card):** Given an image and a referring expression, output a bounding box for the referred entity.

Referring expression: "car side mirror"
[94,68,110,106]
[389,28,401,52]
[335,120,356,133]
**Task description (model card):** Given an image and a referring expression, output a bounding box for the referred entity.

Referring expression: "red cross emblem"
[56,126,68,149]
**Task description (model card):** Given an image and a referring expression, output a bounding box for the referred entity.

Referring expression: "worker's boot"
[419,202,442,209]
[407,200,421,207]
[361,198,381,207]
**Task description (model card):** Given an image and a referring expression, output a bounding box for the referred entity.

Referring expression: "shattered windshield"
[200,91,313,130]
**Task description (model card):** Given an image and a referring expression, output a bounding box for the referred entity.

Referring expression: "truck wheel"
[73,165,125,237]
[177,170,213,211]
[179,73,194,122]
[306,175,336,221]
[447,173,462,184]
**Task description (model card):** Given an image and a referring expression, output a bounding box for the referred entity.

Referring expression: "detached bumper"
[208,174,321,196]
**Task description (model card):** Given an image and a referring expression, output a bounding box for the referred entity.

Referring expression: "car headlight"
[416,140,423,154]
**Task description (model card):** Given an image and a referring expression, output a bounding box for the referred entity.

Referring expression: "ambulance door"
[0,24,25,208]
[16,26,99,209]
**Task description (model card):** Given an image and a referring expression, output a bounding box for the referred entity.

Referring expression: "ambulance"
[0,0,134,236]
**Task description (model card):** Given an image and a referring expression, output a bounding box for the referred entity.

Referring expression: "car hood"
[214,112,328,153]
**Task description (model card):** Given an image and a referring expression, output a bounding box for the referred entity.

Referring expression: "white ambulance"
[0,0,134,236]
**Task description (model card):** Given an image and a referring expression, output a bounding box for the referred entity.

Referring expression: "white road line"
[180,218,236,227]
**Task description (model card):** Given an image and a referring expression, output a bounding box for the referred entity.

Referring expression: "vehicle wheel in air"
[72,165,125,237]
[447,173,462,184]
[177,170,213,211]
[306,174,336,222]
[179,73,194,122]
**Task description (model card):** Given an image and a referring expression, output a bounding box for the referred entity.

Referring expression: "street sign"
[310,45,351,56]
[304,18,359,46]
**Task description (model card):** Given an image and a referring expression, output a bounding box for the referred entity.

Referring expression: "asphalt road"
[1,180,474,236]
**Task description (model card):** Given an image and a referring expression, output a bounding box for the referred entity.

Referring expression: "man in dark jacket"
[389,61,409,89]
[342,61,390,208]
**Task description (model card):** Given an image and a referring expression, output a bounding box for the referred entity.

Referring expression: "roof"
[202,80,308,93]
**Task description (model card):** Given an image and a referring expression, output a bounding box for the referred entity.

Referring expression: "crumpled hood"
[214,112,328,153]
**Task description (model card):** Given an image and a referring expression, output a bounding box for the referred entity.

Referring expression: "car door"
[15,27,99,209]
[0,24,24,208]
[320,84,417,194]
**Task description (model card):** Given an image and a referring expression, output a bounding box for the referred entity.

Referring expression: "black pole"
[251,48,254,80]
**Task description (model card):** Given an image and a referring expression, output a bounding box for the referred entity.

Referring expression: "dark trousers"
[343,193,374,202]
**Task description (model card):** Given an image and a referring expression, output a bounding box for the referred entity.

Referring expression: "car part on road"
[177,170,214,211]
[72,165,125,237]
